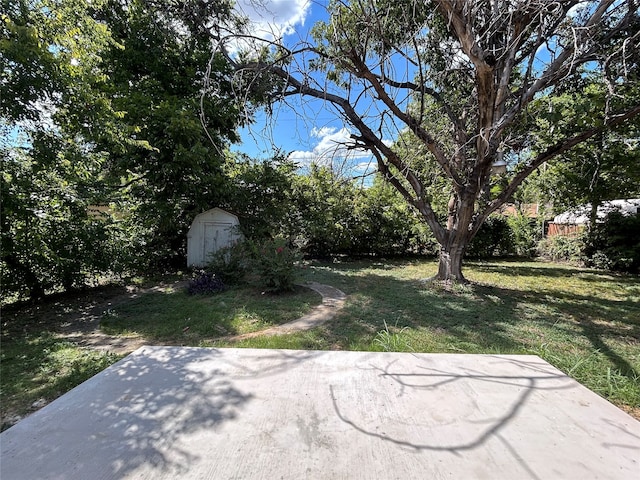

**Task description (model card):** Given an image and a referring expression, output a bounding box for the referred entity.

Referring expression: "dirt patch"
[2,280,189,356]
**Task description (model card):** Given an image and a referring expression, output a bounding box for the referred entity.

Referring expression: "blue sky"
[231,0,381,179]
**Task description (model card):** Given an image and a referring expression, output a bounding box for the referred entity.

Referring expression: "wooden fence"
[546,222,585,237]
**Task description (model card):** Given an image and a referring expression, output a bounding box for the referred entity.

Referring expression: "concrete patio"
[1,347,639,479]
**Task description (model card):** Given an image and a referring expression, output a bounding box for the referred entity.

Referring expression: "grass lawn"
[285,258,638,416]
[0,282,322,430]
[100,284,322,341]
[2,259,639,430]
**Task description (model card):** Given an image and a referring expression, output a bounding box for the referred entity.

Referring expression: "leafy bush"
[207,242,249,285]
[467,215,514,258]
[537,235,585,263]
[584,212,640,273]
[250,237,301,292]
[187,272,225,295]
[290,169,438,258]
[507,213,543,257]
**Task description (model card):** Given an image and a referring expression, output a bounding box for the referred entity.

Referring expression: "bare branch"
[474,103,640,233]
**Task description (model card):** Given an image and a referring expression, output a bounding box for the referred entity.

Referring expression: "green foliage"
[0,149,129,299]
[291,166,356,256]
[2,0,247,298]
[467,216,514,258]
[584,213,640,273]
[350,178,439,256]
[233,0,640,281]
[291,168,437,257]
[249,237,301,293]
[224,153,298,240]
[93,0,242,269]
[537,235,585,264]
[206,242,250,285]
[525,80,640,218]
[507,213,543,257]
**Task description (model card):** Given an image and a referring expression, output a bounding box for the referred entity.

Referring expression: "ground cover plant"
[2,259,638,429]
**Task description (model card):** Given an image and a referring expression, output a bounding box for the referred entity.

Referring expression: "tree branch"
[473,103,640,233]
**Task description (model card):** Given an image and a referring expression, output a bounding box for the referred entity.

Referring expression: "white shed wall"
[187,208,241,268]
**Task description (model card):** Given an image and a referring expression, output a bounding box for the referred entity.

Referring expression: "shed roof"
[553,199,640,224]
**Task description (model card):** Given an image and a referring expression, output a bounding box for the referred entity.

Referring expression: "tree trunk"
[436,242,467,283]
[432,192,475,283]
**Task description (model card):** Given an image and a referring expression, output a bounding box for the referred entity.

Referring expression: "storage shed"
[187,208,242,268]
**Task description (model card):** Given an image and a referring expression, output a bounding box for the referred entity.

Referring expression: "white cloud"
[288,126,390,178]
[235,0,311,41]
[289,126,364,165]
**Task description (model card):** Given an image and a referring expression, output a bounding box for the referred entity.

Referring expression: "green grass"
[2,259,639,427]
[0,333,121,431]
[1,281,322,430]
[270,258,638,413]
[100,284,322,342]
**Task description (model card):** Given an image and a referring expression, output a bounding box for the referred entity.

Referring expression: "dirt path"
[223,282,347,342]
[55,280,189,355]
[57,281,347,355]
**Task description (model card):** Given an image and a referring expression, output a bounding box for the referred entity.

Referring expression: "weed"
[373,320,413,352]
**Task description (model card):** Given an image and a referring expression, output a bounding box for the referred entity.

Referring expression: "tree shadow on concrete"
[329,355,576,480]
[331,357,570,450]
[1,347,320,479]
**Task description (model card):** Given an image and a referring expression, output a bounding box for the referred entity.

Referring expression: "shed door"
[203,222,233,263]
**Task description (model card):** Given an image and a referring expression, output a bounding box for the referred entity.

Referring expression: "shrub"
[507,213,542,257]
[207,242,249,285]
[537,235,585,263]
[467,215,514,258]
[250,236,301,292]
[187,271,225,295]
[584,212,640,273]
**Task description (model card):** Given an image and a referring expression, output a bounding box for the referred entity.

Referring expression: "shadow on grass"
[99,285,322,342]
[469,260,640,285]
[304,261,640,386]
[0,333,120,431]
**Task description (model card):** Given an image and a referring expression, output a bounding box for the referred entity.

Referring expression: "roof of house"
[552,199,640,224]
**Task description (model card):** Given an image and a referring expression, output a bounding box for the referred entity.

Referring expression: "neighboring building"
[187,208,242,268]
[547,199,640,237]
[498,203,541,218]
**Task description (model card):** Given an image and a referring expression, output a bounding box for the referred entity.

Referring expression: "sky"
[229,0,591,180]
[231,0,380,179]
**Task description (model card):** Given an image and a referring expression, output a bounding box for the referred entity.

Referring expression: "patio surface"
[1,347,639,479]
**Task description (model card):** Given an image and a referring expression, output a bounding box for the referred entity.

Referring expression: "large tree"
[1,0,132,298]
[218,0,640,281]
[1,0,245,298]
[93,0,244,268]
[526,78,640,228]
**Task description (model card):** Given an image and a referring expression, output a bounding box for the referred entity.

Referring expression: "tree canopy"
[220,0,640,281]
[1,0,245,298]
